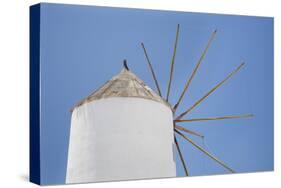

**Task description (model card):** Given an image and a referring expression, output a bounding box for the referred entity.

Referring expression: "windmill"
[66,24,253,184]
[140,24,253,176]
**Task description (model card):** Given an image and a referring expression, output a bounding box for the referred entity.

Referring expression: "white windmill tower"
[66,24,253,184]
[66,61,176,183]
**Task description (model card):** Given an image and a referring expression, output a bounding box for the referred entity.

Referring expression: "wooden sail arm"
[175,114,254,122]
[175,124,204,138]
[175,62,245,120]
[166,24,180,102]
[173,29,217,111]
[141,43,162,97]
[174,135,189,176]
[174,129,235,173]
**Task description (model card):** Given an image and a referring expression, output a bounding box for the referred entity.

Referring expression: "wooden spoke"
[175,62,245,120]
[175,114,254,122]
[166,24,180,102]
[175,124,204,138]
[141,43,162,97]
[174,135,189,176]
[173,29,217,111]
[174,129,235,173]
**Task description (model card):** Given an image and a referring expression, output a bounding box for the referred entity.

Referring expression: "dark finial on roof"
[123,59,129,70]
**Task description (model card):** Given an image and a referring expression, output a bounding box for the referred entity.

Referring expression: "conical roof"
[73,67,171,110]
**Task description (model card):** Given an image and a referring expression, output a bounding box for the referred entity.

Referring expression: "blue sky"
[39,3,273,185]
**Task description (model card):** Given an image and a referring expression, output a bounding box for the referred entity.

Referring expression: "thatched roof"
[72,68,170,111]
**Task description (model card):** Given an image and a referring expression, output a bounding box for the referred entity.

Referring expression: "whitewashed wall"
[66,97,176,183]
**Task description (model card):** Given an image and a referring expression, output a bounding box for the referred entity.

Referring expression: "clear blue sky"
[38,3,273,185]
